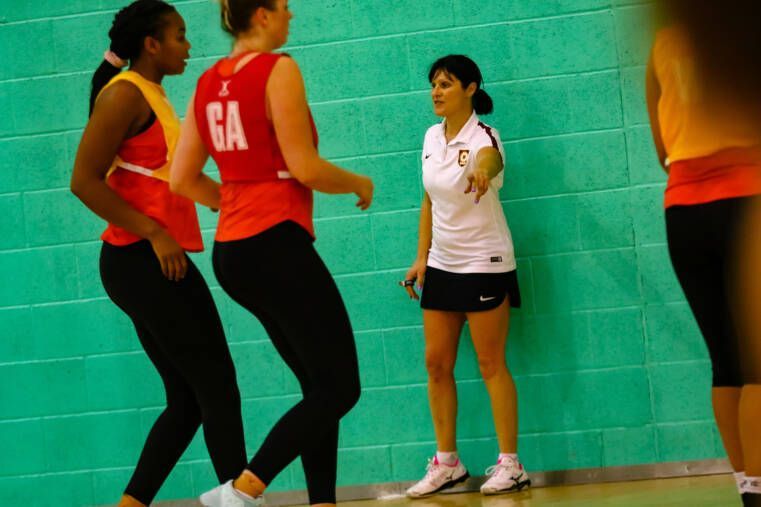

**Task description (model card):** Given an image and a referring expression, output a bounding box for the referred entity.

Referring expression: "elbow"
[168,178,182,195]
[169,174,189,197]
[70,178,85,199]
[293,169,316,187]
[287,158,318,187]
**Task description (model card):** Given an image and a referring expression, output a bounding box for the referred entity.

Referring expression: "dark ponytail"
[89,0,176,115]
[472,88,493,115]
[428,54,494,115]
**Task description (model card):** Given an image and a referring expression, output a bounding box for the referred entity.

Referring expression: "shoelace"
[423,457,442,480]
[485,458,518,478]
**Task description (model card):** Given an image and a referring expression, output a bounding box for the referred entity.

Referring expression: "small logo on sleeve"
[458,149,470,167]
[490,256,502,263]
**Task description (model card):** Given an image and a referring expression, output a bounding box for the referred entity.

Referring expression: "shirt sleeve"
[472,124,506,190]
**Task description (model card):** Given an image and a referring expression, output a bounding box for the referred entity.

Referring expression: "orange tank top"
[652,26,761,163]
[100,72,203,251]
[653,26,761,207]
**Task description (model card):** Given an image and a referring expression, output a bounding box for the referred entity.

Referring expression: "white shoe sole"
[481,477,531,496]
[407,471,471,499]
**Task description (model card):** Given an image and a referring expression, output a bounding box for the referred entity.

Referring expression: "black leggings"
[666,197,756,387]
[100,241,247,504]
[213,221,361,504]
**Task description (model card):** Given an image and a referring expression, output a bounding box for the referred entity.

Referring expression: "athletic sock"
[232,485,256,501]
[436,451,459,466]
[737,471,748,493]
[498,453,518,464]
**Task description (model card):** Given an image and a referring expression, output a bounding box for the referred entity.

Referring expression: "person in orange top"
[70,2,246,506]
[170,1,373,506]
[647,11,761,507]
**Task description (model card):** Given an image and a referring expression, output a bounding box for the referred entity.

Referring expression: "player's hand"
[148,229,188,281]
[401,260,426,300]
[464,166,489,203]
[355,175,374,210]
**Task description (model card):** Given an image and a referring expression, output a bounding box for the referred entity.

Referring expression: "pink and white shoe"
[406,456,470,498]
[480,456,531,495]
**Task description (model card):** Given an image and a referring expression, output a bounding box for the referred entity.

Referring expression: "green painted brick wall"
[0,0,723,505]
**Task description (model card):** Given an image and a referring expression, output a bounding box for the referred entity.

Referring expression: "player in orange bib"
[70,2,246,506]
[647,11,761,507]
[170,1,374,506]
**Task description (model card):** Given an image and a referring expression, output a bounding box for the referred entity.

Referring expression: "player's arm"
[268,57,374,209]
[71,82,188,280]
[170,90,221,209]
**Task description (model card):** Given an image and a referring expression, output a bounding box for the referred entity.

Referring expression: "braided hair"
[89,0,176,115]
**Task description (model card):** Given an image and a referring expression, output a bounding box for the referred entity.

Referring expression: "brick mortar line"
[0,241,671,304]
[0,59,619,97]
[0,122,629,156]
[0,10,636,86]
[0,407,145,425]
[615,0,662,433]
[0,0,205,26]
[1,179,666,229]
[1,6,611,35]
[0,360,709,423]
[306,67,621,107]
[0,324,694,367]
[0,428,717,480]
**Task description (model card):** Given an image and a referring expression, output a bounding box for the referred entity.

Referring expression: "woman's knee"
[194,375,243,417]
[477,354,507,381]
[425,353,456,381]
[166,386,203,425]
[336,374,361,416]
[313,380,360,419]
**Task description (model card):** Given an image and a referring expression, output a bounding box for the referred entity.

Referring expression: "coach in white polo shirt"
[403,55,529,500]
[423,106,515,276]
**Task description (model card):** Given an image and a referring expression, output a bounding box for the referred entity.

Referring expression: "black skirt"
[420,266,521,312]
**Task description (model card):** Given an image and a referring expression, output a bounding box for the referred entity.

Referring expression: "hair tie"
[104,50,127,68]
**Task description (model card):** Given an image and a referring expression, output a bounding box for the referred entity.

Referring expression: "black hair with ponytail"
[428,54,494,115]
[89,0,177,115]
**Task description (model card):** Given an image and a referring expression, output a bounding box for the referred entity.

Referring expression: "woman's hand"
[402,259,427,300]
[355,175,374,210]
[148,229,188,281]
[464,165,490,203]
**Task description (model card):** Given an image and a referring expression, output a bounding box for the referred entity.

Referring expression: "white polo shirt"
[422,112,516,274]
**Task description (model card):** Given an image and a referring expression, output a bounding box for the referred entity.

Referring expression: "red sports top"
[194,52,317,241]
[102,116,203,251]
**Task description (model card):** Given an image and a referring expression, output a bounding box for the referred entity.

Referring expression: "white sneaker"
[406,456,470,498]
[480,456,531,495]
[199,480,264,507]
[746,477,761,494]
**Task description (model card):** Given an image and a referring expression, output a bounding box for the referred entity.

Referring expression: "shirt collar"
[439,111,479,146]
